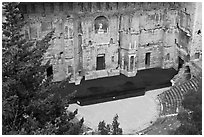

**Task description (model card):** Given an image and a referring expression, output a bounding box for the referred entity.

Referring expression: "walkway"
[68,88,169,134]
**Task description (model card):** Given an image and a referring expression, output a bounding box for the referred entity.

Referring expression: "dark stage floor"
[55,67,177,106]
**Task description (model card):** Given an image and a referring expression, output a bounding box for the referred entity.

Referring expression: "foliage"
[2,2,83,134]
[173,80,202,135]
[98,120,110,135]
[98,114,122,135]
[112,114,123,135]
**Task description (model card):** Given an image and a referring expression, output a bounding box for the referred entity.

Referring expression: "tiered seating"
[157,75,201,116]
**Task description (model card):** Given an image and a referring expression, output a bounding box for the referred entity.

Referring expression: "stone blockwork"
[19,2,202,85]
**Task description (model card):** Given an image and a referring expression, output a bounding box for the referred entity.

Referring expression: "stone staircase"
[157,74,201,116]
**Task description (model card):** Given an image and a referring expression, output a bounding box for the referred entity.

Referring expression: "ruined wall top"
[19,2,183,16]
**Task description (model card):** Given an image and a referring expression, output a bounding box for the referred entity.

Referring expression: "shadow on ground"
[56,67,177,106]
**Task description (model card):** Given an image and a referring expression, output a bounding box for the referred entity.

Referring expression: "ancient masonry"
[19,2,202,85]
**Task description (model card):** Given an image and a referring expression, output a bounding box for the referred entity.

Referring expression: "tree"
[97,114,122,135]
[112,114,123,135]
[98,120,110,135]
[2,2,83,134]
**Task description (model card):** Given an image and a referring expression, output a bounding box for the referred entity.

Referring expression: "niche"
[94,16,109,34]
[110,38,113,44]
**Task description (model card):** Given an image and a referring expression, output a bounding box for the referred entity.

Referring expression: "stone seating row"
[157,75,201,116]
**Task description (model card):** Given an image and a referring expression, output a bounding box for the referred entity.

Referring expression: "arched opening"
[166,53,170,60]
[94,16,108,34]
[88,40,92,45]
[110,38,113,44]
[197,30,201,35]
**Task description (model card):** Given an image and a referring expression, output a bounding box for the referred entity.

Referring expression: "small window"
[67,15,70,18]
[112,56,114,62]
[166,53,170,60]
[195,53,200,59]
[88,40,92,45]
[68,65,73,74]
[197,30,201,35]
[59,52,63,59]
[47,66,53,77]
[145,53,151,67]
[185,65,190,73]
[110,38,113,44]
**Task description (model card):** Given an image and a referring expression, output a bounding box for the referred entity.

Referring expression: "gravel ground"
[68,88,169,134]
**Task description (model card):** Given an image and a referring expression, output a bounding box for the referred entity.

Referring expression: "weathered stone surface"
[19,2,202,85]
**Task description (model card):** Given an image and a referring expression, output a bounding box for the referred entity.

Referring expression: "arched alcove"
[94,16,109,34]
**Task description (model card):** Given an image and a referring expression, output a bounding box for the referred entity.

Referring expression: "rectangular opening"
[195,53,200,59]
[68,65,73,74]
[96,54,105,70]
[47,66,53,77]
[145,53,151,67]
[130,56,134,71]
[178,56,184,70]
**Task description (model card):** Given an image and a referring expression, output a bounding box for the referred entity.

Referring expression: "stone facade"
[19,2,202,85]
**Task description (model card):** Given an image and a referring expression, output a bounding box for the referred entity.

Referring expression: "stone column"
[133,55,136,71]
[121,54,124,70]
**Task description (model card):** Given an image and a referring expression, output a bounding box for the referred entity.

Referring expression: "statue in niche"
[98,23,104,34]
[94,16,108,34]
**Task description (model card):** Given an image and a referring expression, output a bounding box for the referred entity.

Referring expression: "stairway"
[158,74,201,116]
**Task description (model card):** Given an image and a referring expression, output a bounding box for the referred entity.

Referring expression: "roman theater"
[19,2,202,134]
